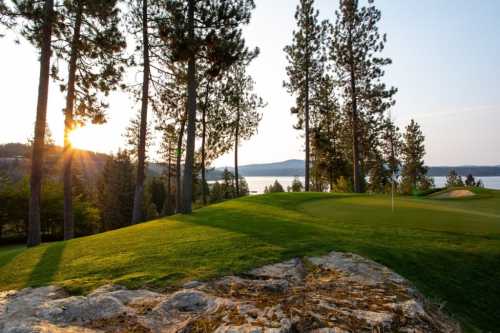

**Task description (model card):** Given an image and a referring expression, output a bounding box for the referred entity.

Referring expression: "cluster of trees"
[263,177,304,194]
[209,168,249,203]
[284,0,430,195]
[0,0,264,246]
[445,170,483,188]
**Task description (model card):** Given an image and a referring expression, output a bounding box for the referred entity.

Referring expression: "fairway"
[1,191,499,332]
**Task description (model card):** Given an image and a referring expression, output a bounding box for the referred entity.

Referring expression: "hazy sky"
[1,0,499,167]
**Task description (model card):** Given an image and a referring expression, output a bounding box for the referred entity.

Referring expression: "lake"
[241,176,500,194]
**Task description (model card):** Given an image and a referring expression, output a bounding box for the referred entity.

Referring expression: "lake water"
[242,176,500,194]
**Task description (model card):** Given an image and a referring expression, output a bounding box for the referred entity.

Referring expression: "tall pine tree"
[129,0,152,224]
[158,0,256,213]
[330,0,396,193]
[52,0,126,240]
[225,63,265,196]
[284,0,325,192]
[13,0,56,246]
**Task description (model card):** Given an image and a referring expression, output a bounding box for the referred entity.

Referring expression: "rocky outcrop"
[0,252,460,332]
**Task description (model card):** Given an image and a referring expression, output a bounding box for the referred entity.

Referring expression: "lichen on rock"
[0,252,461,332]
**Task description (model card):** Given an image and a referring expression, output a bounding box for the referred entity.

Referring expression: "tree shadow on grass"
[0,246,26,271]
[179,204,337,258]
[27,241,66,287]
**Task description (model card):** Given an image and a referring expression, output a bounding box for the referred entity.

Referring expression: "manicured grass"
[1,191,499,332]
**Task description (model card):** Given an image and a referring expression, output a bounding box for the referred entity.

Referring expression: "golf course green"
[1,189,499,332]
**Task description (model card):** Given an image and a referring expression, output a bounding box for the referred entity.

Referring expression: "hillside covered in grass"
[1,191,499,331]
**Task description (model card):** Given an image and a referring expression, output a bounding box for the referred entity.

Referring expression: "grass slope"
[1,191,499,331]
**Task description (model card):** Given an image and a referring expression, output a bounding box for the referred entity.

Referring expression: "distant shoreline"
[207,160,500,180]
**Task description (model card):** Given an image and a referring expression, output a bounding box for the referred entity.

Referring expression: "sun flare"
[68,125,106,152]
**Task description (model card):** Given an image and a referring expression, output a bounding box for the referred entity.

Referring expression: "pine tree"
[290,177,304,192]
[225,63,265,196]
[128,0,153,224]
[158,0,256,213]
[197,77,233,205]
[330,0,397,193]
[158,123,177,215]
[51,0,126,240]
[124,111,154,161]
[446,170,464,188]
[284,0,325,192]
[366,148,390,193]
[13,0,56,246]
[465,174,481,188]
[150,67,188,213]
[0,0,14,32]
[266,180,285,193]
[381,118,402,179]
[97,150,135,231]
[309,73,345,191]
[401,119,427,194]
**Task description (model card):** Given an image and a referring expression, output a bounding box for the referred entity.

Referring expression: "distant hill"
[208,159,500,179]
[207,159,305,180]
[427,166,500,177]
[2,143,499,180]
[0,143,165,182]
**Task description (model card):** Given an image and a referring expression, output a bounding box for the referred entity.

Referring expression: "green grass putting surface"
[1,191,499,331]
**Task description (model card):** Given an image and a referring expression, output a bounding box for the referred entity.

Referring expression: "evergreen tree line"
[0,0,264,246]
[284,0,432,194]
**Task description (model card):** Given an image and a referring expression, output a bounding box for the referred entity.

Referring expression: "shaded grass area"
[0,191,499,331]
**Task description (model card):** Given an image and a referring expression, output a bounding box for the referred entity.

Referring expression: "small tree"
[332,176,351,193]
[446,170,464,188]
[289,177,304,192]
[400,120,427,194]
[265,180,285,193]
[464,174,483,188]
[226,63,265,196]
[97,151,135,231]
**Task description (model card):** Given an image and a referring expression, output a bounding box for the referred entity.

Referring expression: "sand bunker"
[433,189,475,199]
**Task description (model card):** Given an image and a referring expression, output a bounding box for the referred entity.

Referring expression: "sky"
[0,0,499,167]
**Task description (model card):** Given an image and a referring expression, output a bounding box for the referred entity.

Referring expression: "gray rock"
[0,251,461,333]
[353,309,394,326]
[214,324,287,333]
[308,251,407,286]
[158,289,216,313]
[37,294,127,324]
[183,280,204,289]
[248,258,306,282]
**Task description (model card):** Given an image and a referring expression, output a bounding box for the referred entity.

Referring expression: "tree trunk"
[63,3,83,241]
[28,0,53,247]
[162,144,172,216]
[201,83,209,205]
[181,0,197,214]
[132,0,150,224]
[175,114,187,213]
[304,69,310,192]
[234,108,240,197]
[348,26,361,194]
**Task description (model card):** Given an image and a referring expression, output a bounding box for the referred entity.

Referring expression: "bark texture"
[63,2,83,240]
[28,0,54,247]
[181,0,197,214]
[132,0,150,224]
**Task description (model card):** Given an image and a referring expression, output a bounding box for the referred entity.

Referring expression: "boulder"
[0,251,461,332]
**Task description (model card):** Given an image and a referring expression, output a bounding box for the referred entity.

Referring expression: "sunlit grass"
[0,191,499,331]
